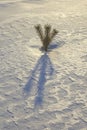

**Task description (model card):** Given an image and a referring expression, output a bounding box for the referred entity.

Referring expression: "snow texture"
[0,0,87,130]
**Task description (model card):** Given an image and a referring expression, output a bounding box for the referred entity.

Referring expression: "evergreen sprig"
[35,24,58,51]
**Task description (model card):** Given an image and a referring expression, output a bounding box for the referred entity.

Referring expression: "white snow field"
[0,0,87,130]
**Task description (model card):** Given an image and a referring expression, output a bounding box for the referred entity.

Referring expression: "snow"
[0,0,87,130]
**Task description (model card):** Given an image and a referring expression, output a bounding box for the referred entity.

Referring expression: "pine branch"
[50,29,58,41]
[35,24,44,46]
[35,24,58,51]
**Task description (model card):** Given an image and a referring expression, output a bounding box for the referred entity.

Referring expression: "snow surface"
[0,0,87,130]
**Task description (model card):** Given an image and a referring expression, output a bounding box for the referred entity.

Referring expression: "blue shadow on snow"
[23,53,55,107]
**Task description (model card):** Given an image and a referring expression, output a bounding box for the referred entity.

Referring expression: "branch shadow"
[30,40,65,52]
[23,53,55,107]
[49,40,65,50]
